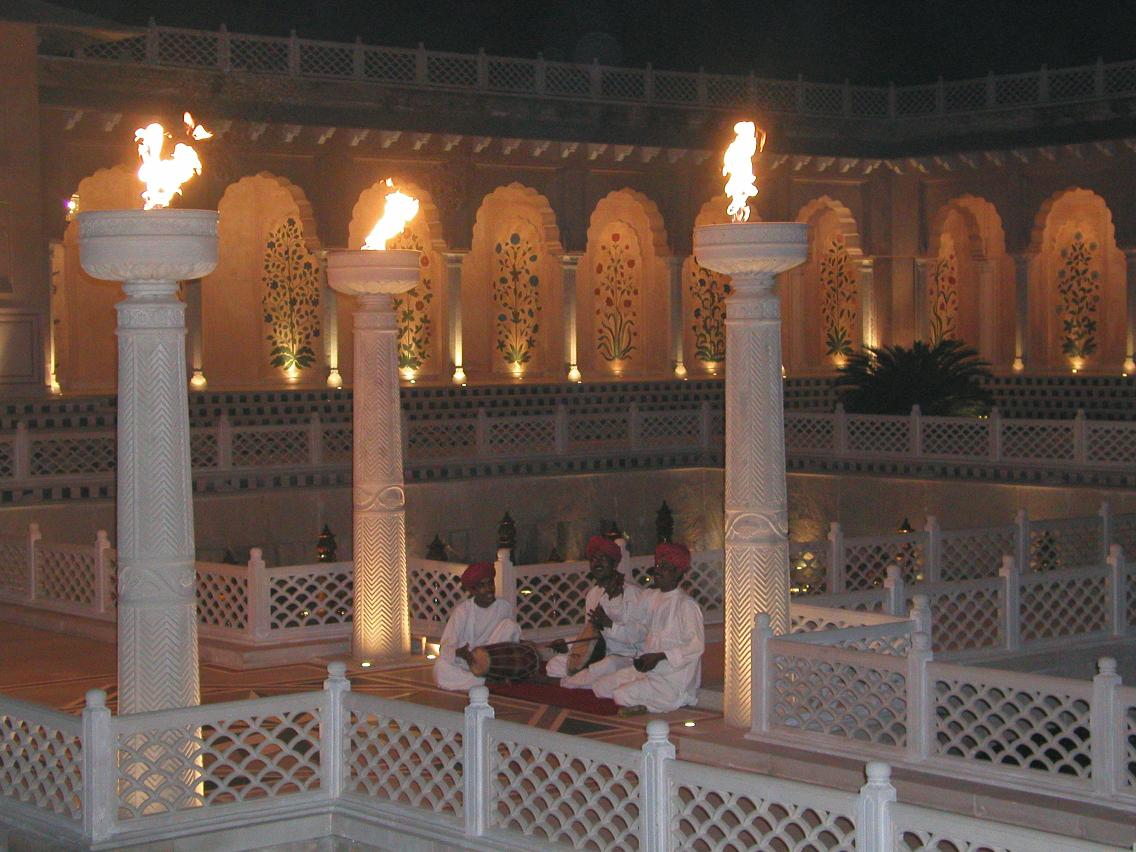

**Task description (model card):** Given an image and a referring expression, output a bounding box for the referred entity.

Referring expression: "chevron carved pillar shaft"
[116,281,200,712]
[327,248,419,662]
[78,208,219,714]
[695,222,807,728]
[351,295,410,659]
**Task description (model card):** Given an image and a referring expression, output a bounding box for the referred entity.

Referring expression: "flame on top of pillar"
[363,179,421,250]
[722,120,766,223]
[135,113,212,210]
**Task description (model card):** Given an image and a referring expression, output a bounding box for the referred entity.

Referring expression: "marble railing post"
[79,209,217,713]
[695,222,807,728]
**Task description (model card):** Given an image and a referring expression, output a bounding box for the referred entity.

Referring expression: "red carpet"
[487,681,621,716]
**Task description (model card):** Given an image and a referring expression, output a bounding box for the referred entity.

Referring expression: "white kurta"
[433,597,521,692]
[592,588,704,713]
[546,582,653,688]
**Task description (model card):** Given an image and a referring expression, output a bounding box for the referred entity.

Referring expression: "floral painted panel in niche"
[1057,231,1100,359]
[262,216,321,372]
[387,229,433,371]
[593,225,641,362]
[820,233,857,358]
[928,247,959,343]
[689,263,731,363]
[494,228,541,366]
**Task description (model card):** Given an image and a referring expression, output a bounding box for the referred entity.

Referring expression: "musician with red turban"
[433,561,521,692]
[545,535,651,688]
[592,542,704,714]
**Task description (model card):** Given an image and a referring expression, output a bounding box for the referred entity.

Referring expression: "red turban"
[461,562,495,591]
[585,535,621,562]
[655,542,692,573]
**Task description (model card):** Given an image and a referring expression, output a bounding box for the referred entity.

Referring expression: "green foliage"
[834,339,993,417]
[594,230,639,362]
[689,264,730,363]
[820,234,857,358]
[1057,231,1100,359]
[387,229,434,371]
[262,217,321,372]
[493,230,540,366]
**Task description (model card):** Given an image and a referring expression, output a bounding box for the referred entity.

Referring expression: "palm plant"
[834,339,993,416]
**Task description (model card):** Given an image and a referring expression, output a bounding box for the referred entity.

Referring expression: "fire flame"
[722,120,766,223]
[363,179,421,250]
[135,114,212,210]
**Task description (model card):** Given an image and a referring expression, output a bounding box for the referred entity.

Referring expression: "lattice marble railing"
[343,693,464,819]
[1,666,1128,848]
[113,693,325,821]
[487,717,642,849]
[5,408,1136,504]
[670,759,859,852]
[0,695,83,828]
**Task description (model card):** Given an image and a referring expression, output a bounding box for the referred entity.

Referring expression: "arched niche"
[1028,188,1126,372]
[463,183,563,379]
[203,173,322,389]
[341,180,448,383]
[794,196,864,374]
[681,198,758,375]
[577,189,671,377]
[927,196,1013,367]
[58,165,142,393]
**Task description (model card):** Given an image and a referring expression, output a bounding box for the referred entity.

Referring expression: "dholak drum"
[467,641,541,682]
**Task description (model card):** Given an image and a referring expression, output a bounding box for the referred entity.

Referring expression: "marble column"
[78,208,218,712]
[695,222,807,728]
[327,249,418,661]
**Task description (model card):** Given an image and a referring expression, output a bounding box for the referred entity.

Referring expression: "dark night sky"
[40,0,1136,85]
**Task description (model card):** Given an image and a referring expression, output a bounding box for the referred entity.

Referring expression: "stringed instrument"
[565,622,606,675]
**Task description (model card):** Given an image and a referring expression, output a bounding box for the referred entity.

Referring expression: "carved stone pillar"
[561,253,581,381]
[858,257,876,349]
[666,256,686,377]
[976,259,996,363]
[78,209,218,713]
[443,251,466,382]
[695,222,807,728]
[913,257,929,342]
[1123,248,1136,374]
[327,249,419,661]
[1012,254,1031,371]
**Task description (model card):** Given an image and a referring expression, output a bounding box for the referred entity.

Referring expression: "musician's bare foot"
[617,705,649,717]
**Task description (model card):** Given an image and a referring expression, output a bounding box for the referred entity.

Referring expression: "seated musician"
[546,535,651,689]
[592,542,704,714]
[433,561,521,692]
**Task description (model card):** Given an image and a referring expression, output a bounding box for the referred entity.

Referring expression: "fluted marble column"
[695,222,807,728]
[327,249,419,661]
[79,209,218,713]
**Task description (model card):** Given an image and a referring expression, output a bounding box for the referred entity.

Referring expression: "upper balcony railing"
[37,21,1136,123]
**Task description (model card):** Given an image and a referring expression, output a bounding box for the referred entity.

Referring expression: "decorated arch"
[577,189,671,377]
[463,183,563,379]
[56,165,142,392]
[203,173,322,389]
[795,196,864,372]
[342,180,447,383]
[926,196,1012,366]
[1028,188,1126,372]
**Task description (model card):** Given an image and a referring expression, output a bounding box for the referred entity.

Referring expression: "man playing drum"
[433,561,522,692]
[592,542,704,715]
[546,535,652,689]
